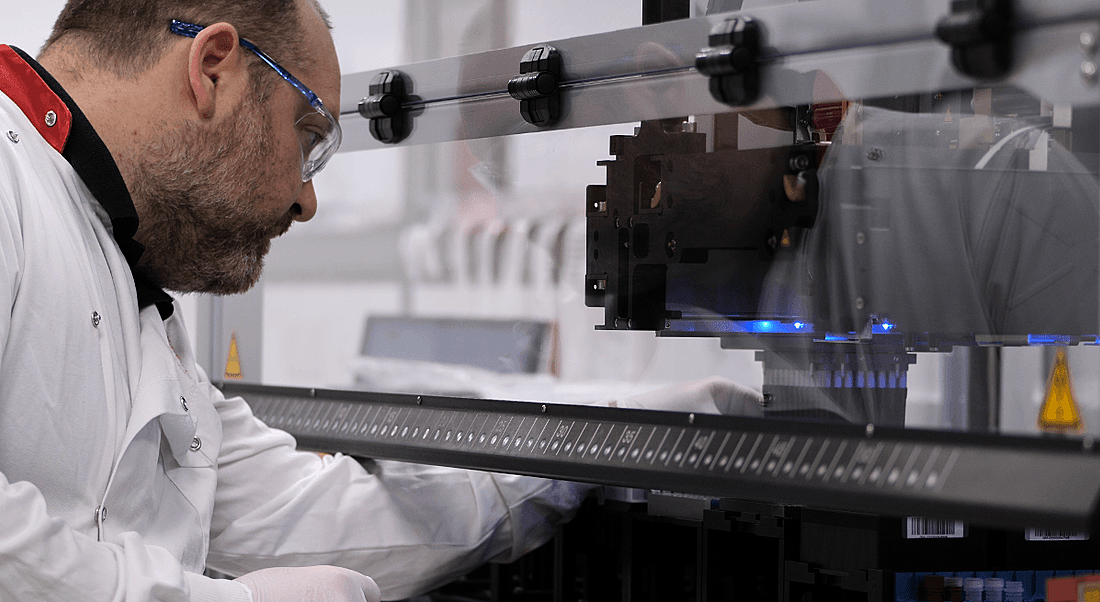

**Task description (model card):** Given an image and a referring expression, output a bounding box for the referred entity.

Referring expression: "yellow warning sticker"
[224,333,243,380]
[1037,348,1082,432]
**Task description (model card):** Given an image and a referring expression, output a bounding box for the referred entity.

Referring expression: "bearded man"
[0,0,769,599]
[0,1,594,600]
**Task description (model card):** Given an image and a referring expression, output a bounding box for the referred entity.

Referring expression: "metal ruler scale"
[221,382,1100,532]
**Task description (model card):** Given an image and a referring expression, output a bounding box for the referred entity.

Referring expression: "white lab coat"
[0,67,590,601]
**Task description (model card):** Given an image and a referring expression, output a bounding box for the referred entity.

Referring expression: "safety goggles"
[169,20,342,182]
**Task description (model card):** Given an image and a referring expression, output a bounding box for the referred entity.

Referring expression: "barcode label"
[906,517,966,539]
[1025,528,1089,541]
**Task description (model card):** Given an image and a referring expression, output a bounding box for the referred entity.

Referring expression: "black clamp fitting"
[695,17,763,107]
[507,45,562,126]
[935,0,1013,80]
[358,70,410,144]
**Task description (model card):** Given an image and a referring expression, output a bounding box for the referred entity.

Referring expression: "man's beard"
[127,96,297,295]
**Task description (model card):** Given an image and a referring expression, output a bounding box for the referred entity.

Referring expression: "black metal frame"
[220,382,1100,533]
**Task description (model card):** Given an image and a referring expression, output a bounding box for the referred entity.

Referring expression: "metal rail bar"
[337,0,1100,151]
[222,382,1100,532]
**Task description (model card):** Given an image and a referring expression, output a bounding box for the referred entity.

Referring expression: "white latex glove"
[235,566,381,602]
[608,376,765,417]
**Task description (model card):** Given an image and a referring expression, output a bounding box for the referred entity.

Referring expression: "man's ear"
[187,22,244,120]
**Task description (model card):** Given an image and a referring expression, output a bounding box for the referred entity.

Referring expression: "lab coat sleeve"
[0,149,252,602]
[204,382,595,600]
[0,474,252,602]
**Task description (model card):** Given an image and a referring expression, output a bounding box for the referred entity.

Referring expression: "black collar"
[7,46,174,319]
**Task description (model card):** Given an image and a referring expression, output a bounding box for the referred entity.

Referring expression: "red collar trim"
[0,45,71,153]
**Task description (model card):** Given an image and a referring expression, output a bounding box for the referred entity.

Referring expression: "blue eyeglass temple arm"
[168,20,323,109]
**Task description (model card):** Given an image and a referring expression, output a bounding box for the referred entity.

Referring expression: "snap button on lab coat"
[45,111,57,127]
[189,437,202,452]
[5,131,17,143]
[91,311,101,327]
[180,396,189,412]
[94,506,107,522]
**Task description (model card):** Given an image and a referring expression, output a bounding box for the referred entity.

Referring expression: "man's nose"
[293,180,318,222]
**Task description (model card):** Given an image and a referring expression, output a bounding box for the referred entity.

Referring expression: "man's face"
[129,3,341,295]
[130,86,299,295]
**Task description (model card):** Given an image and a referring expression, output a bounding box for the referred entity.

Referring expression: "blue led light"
[868,321,897,335]
[665,319,816,334]
[1028,334,1073,346]
[737,320,816,334]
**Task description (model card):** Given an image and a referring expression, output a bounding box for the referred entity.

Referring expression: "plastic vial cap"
[985,578,1005,602]
[1005,582,1024,593]
[964,578,985,602]
[964,578,985,591]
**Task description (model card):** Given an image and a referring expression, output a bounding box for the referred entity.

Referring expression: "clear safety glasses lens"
[297,100,342,182]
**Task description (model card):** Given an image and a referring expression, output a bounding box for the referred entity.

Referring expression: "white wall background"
[1,5,61,56]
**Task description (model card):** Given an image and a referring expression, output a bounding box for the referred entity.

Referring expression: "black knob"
[508,45,563,126]
[507,71,559,101]
[358,70,410,144]
[695,17,763,107]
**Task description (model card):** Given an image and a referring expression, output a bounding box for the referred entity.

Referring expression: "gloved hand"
[235,565,381,602]
[608,376,765,417]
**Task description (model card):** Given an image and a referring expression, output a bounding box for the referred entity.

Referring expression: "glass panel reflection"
[263,2,1100,442]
